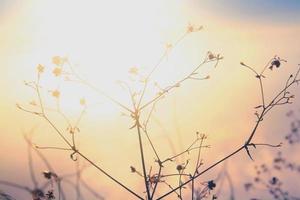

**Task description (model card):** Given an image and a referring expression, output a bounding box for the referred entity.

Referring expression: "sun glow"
[15,0,209,116]
[2,1,300,199]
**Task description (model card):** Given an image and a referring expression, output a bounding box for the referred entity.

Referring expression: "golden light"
[2,1,300,199]
[13,0,213,117]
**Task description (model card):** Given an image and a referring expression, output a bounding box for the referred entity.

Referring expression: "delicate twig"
[250,142,282,148]
[137,31,190,109]
[135,116,151,200]
[67,60,134,114]
[76,151,143,199]
[157,64,300,199]
[35,146,73,151]
[140,58,221,111]
[192,134,206,199]
[161,137,209,164]
[0,181,31,192]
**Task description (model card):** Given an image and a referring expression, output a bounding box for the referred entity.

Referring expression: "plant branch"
[140,57,221,111]
[157,64,300,199]
[135,116,151,200]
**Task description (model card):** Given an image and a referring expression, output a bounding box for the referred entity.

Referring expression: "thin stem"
[72,133,76,149]
[241,63,265,107]
[136,118,151,200]
[144,129,161,163]
[158,65,300,199]
[140,58,219,110]
[241,63,259,76]
[67,60,133,114]
[161,139,207,164]
[157,145,245,199]
[35,146,73,151]
[24,137,56,173]
[191,178,195,200]
[43,115,73,148]
[260,57,274,75]
[192,135,205,198]
[137,31,189,109]
[161,181,181,199]
[160,173,191,178]
[0,180,31,192]
[245,111,264,145]
[77,151,143,200]
[194,136,205,174]
[30,98,141,199]
[178,173,183,200]
[34,81,73,148]
[258,77,265,107]
[27,138,39,189]
[263,76,299,117]
[150,166,162,199]
[252,142,282,148]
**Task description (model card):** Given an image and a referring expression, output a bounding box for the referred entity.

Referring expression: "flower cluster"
[194,180,217,200]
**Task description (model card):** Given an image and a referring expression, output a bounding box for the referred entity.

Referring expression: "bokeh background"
[1,0,300,199]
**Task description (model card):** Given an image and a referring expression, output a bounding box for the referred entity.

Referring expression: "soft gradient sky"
[195,0,300,23]
[0,1,300,199]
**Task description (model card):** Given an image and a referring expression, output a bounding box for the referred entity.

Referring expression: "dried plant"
[244,110,300,200]
[0,129,104,200]
[152,112,236,199]
[16,24,300,200]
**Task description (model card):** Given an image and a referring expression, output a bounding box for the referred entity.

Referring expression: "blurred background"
[1,0,300,199]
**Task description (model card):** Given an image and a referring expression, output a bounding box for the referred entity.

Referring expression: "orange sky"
[1,1,300,199]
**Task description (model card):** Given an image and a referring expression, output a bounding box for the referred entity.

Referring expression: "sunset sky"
[1,1,300,199]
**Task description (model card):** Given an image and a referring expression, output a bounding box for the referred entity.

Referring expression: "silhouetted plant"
[0,129,104,200]
[151,115,237,199]
[16,23,300,200]
[244,110,300,200]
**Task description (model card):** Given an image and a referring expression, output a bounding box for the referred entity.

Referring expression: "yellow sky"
[1,1,300,199]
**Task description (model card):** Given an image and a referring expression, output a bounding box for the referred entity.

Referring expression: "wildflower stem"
[192,135,205,199]
[27,138,39,189]
[158,65,300,200]
[76,151,143,200]
[150,166,162,199]
[252,143,282,148]
[67,60,133,114]
[140,58,220,111]
[258,77,265,107]
[157,145,245,199]
[136,117,151,200]
[0,181,31,192]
